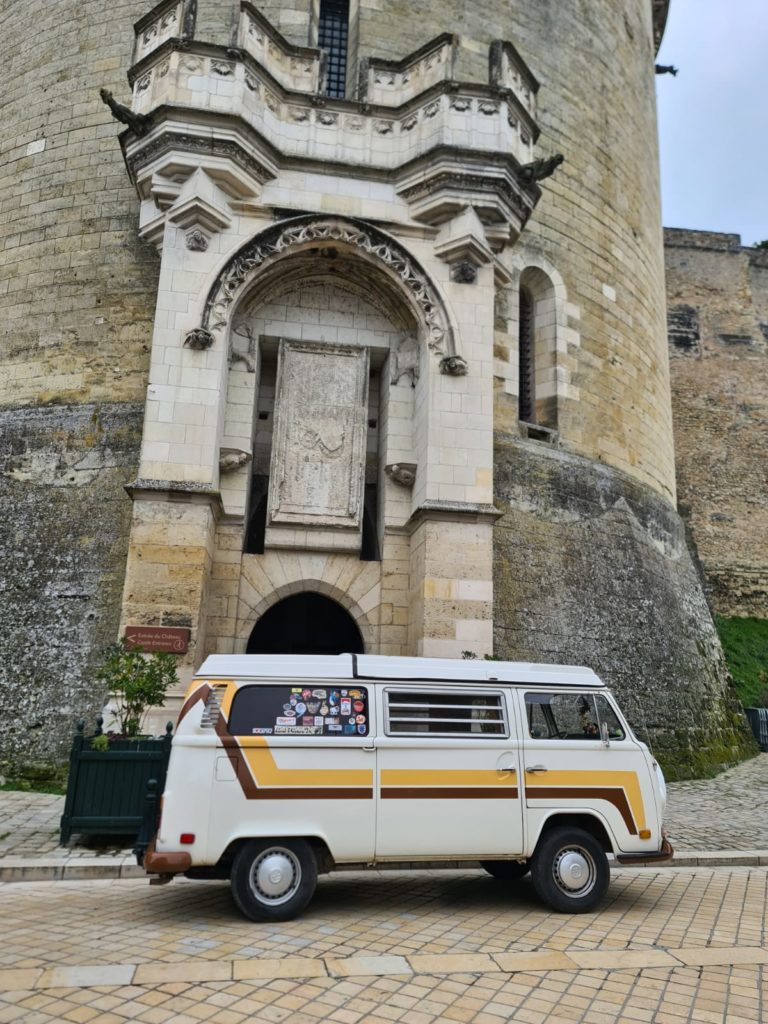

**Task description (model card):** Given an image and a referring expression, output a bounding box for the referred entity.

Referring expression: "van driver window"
[525,692,625,741]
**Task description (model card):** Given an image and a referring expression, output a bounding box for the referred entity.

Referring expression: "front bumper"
[615,836,674,866]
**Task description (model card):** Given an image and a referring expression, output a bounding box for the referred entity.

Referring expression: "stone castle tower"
[0,0,753,778]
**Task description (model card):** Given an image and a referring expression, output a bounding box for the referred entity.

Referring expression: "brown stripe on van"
[527,787,637,835]
[381,787,519,800]
[176,683,211,727]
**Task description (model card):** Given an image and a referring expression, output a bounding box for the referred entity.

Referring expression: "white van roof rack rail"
[195,654,604,688]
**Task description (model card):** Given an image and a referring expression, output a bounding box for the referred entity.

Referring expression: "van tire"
[480,860,530,881]
[530,827,609,913]
[231,839,317,922]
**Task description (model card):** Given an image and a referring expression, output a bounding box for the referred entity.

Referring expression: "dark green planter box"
[59,719,173,844]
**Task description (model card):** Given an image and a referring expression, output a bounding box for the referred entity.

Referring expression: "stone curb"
[2,943,768,992]
[1,850,768,883]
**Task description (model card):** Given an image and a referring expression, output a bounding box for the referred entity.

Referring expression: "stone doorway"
[246,592,365,655]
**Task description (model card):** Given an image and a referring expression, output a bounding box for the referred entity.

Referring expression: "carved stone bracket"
[184,327,214,350]
[202,217,453,355]
[385,463,417,487]
[219,447,252,473]
[439,355,468,376]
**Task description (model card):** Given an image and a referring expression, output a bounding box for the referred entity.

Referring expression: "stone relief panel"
[268,340,369,531]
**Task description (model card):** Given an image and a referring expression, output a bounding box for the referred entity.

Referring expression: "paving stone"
[326,956,412,977]
[232,958,328,980]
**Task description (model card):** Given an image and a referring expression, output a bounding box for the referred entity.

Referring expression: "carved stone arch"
[239,580,377,653]
[200,214,457,357]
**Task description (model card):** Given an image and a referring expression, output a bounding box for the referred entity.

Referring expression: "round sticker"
[353,700,364,713]
[302,689,312,699]
[295,702,307,716]
[355,714,366,724]
[282,703,296,717]
[348,716,356,725]
[289,695,298,706]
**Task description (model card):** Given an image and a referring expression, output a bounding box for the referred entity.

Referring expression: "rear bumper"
[142,838,192,875]
[615,837,674,866]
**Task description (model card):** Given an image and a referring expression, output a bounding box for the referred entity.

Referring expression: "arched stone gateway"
[246,593,364,656]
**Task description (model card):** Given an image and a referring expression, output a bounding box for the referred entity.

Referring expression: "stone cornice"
[652,1,671,52]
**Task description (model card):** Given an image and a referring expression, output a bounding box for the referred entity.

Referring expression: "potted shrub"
[59,640,179,844]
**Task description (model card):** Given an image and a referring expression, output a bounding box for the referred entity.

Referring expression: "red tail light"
[179,833,195,845]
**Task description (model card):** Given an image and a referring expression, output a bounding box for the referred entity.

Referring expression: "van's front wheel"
[231,839,317,922]
[530,828,609,913]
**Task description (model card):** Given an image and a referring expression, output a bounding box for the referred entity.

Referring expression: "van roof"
[195,654,605,688]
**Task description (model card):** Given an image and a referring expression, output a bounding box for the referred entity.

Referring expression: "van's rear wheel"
[480,859,530,881]
[530,827,609,913]
[231,839,317,922]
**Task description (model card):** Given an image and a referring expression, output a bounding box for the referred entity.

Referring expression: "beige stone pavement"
[0,866,766,1022]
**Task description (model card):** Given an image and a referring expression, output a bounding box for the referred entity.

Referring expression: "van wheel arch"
[219,836,335,876]
[534,813,614,854]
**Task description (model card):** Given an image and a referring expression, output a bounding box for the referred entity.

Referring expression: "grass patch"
[716,615,768,707]
[0,780,67,796]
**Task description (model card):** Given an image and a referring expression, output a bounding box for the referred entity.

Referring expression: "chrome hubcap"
[553,846,596,896]
[251,848,301,904]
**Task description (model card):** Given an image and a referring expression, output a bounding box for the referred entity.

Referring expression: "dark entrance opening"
[246,592,364,655]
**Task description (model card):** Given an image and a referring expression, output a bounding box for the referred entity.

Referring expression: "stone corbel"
[439,355,469,376]
[433,207,495,282]
[385,463,417,487]
[219,448,252,473]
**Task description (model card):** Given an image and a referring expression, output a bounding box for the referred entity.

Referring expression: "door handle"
[362,745,376,752]
[525,765,548,774]
[498,765,517,773]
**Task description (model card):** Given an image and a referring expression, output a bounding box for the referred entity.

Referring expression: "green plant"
[95,639,179,737]
[715,615,768,707]
[90,734,110,752]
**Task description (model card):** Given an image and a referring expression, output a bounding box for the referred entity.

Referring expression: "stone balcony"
[121,1,544,253]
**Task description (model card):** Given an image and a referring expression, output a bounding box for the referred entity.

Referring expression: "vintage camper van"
[139,655,673,920]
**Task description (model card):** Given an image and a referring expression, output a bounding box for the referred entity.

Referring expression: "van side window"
[526,693,625,741]
[228,684,369,737]
[385,691,507,737]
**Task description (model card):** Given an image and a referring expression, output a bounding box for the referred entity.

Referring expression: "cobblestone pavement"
[0,868,766,1023]
[2,753,768,860]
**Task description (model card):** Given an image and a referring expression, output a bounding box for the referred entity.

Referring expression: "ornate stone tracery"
[201,217,454,356]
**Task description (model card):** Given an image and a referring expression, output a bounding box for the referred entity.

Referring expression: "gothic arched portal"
[246,592,365,655]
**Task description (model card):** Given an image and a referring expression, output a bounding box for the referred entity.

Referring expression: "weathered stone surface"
[492,435,756,779]
[665,229,768,618]
[0,404,142,771]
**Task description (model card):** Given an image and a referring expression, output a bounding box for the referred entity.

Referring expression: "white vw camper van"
[139,654,672,920]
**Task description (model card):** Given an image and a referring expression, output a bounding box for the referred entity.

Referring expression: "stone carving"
[244,74,259,92]
[211,60,234,76]
[268,340,369,529]
[423,102,440,119]
[229,321,258,372]
[390,333,420,386]
[136,74,152,92]
[519,154,565,185]
[219,448,252,473]
[439,354,468,376]
[289,107,310,122]
[186,229,208,251]
[184,327,214,350]
[385,463,417,488]
[451,261,477,284]
[99,88,152,136]
[317,111,338,126]
[345,116,365,132]
[402,114,418,131]
[478,101,499,115]
[158,60,170,78]
[203,218,451,354]
[450,97,472,112]
[127,133,272,184]
[655,64,678,76]
[375,120,394,135]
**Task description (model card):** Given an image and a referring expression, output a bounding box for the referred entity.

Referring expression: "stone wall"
[492,435,755,780]
[664,229,768,618]
[0,404,143,771]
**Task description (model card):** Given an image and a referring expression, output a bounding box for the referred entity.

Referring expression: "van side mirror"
[600,721,610,748]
